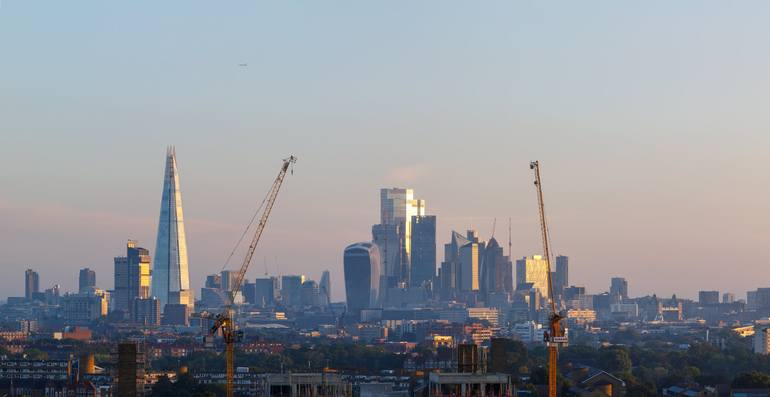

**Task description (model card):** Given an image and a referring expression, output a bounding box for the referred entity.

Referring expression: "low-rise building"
[428,372,511,397]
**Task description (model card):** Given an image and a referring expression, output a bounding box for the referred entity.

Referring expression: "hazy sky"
[2,1,770,302]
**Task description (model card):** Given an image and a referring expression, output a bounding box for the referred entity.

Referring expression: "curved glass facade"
[343,242,381,319]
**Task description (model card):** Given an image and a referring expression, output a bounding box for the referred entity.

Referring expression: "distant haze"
[2,2,770,301]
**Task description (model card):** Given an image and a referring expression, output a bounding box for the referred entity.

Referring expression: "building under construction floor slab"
[263,373,351,397]
[428,372,511,397]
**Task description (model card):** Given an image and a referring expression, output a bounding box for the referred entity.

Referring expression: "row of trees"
[152,341,405,374]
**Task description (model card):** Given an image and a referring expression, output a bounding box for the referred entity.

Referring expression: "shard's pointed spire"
[151,148,193,311]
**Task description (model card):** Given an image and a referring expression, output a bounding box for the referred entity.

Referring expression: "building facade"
[410,215,437,288]
[374,188,426,287]
[151,147,193,312]
[24,269,39,300]
[79,268,96,293]
[281,275,305,308]
[515,255,550,298]
[114,240,151,317]
[610,277,628,299]
[344,242,381,319]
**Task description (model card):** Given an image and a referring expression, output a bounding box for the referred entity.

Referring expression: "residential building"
[116,342,145,397]
[79,268,96,293]
[24,269,39,300]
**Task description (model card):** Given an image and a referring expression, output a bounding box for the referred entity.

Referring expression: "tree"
[732,371,770,389]
[598,347,631,375]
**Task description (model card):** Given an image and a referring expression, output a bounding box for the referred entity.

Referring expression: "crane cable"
[219,188,271,273]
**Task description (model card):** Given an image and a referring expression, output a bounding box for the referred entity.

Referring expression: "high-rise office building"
[133,297,161,326]
[515,255,550,298]
[699,290,719,305]
[459,238,480,292]
[723,292,736,304]
[373,188,425,287]
[79,268,96,293]
[480,237,513,299]
[220,270,236,293]
[151,147,193,312]
[281,275,305,307]
[372,223,401,288]
[300,280,320,307]
[319,271,331,307]
[250,277,279,307]
[410,215,436,287]
[553,256,568,296]
[24,269,39,300]
[439,231,473,300]
[205,274,222,289]
[610,277,628,299]
[344,242,381,319]
[114,240,151,316]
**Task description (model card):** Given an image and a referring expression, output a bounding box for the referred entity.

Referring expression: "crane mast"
[209,155,296,397]
[530,160,565,397]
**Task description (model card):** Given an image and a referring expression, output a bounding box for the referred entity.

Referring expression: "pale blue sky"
[1,1,770,301]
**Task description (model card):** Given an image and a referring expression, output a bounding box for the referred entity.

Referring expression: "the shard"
[151,147,193,311]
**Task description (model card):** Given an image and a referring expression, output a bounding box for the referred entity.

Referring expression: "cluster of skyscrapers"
[343,188,568,323]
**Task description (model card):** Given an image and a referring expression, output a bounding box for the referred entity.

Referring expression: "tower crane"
[201,155,296,397]
[530,161,566,397]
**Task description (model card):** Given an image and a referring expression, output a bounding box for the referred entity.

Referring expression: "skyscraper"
[114,240,151,316]
[410,215,436,287]
[250,277,279,307]
[300,280,320,307]
[480,237,513,299]
[220,270,236,293]
[151,147,193,311]
[373,188,425,287]
[79,268,96,293]
[439,231,472,300]
[24,269,39,300]
[553,256,568,297]
[344,242,381,320]
[281,275,305,308]
[610,277,628,299]
[515,255,550,298]
[319,270,331,307]
[459,238,480,292]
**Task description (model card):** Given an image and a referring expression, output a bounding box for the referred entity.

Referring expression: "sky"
[1,1,770,302]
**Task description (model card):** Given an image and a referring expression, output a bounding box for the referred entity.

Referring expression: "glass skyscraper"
[114,240,151,316]
[373,188,425,286]
[409,215,436,287]
[344,242,381,320]
[151,147,193,311]
[515,255,550,298]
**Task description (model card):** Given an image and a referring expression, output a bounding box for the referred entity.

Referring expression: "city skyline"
[3,2,770,301]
